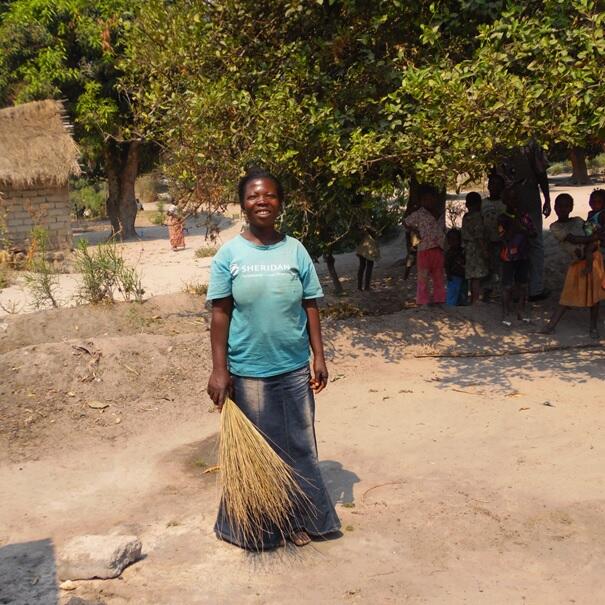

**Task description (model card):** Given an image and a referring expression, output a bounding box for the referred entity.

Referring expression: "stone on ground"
[57,535,142,580]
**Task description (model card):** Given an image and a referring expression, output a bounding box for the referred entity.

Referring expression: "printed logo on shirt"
[229,262,293,278]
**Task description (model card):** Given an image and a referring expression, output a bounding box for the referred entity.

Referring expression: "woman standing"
[166,204,186,251]
[206,169,341,550]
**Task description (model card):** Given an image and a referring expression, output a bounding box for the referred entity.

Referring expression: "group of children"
[402,179,605,337]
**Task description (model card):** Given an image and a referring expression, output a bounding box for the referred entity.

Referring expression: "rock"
[57,535,142,581]
[60,580,77,591]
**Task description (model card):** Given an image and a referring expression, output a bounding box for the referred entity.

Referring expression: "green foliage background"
[122,0,605,254]
[2,0,604,254]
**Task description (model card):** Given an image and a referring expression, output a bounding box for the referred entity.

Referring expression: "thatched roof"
[0,100,81,189]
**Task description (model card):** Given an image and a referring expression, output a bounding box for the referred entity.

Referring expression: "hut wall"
[0,184,72,250]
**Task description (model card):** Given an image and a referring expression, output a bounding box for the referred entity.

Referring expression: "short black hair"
[590,188,605,204]
[237,168,284,208]
[417,184,440,202]
[465,191,482,208]
[554,193,573,206]
[488,173,505,186]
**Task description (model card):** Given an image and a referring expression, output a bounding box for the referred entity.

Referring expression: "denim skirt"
[215,365,341,550]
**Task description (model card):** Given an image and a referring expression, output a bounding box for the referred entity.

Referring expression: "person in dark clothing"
[445,228,468,306]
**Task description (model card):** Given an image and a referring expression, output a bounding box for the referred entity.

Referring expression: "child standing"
[542,193,605,338]
[356,227,380,291]
[461,192,489,304]
[404,185,446,305]
[445,228,468,306]
[481,174,506,300]
[587,189,605,251]
[497,189,536,325]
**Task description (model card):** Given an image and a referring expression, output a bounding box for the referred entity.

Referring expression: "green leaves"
[118,0,604,254]
[0,0,136,148]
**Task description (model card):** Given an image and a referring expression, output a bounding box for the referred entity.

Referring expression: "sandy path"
[2,343,604,604]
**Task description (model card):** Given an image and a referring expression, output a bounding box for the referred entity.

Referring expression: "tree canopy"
[2,0,603,254]
[0,0,144,237]
[123,0,604,260]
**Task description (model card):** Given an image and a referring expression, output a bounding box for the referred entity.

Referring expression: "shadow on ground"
[319,460,360,506]
[0,538,57,605]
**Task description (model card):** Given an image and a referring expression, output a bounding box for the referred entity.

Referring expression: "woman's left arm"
[303,299,328,394]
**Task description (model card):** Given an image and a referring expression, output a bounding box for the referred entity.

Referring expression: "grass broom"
[219,397,313,547]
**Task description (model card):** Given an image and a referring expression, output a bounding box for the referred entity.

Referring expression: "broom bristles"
[219,397,314,547]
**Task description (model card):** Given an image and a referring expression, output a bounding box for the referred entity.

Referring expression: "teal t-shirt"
[207,234,323,378]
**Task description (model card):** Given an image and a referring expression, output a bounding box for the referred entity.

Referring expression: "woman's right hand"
[207,368,232,412]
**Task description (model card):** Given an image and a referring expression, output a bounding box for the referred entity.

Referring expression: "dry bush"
[23,227,59,309]
[194,246,217,258]
[74,239,144,304]
[182,281,208,296]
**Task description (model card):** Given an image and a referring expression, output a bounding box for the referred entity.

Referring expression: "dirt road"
[1,295,604,604]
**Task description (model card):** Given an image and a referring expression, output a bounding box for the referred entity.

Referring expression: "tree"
[123,0,605,288]
[123,0,508,289]
[0,0,143,238]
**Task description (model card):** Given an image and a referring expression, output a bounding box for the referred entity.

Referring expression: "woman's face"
[243,178,281,228]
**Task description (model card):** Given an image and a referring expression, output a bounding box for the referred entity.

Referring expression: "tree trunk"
[570,148,590,185]
[104,140,141,239]
[323,252,343,295]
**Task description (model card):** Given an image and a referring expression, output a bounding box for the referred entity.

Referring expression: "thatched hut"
[0,100,80,250]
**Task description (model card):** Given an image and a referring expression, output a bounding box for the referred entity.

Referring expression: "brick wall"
[0,184,73,250]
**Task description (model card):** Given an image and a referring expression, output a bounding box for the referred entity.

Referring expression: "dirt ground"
[1,176,605,604]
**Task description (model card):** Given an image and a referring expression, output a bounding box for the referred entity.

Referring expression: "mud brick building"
[0,100,80,251]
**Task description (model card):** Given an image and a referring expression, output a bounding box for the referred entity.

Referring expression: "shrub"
[74,238,145,304]
[183,281,208,296]
[135,172,159,205]
[150,199,165,225]
[0,267,11,290]
[588,152,605,174]
[194,245,217,258]
[23,227,59,308]
[70,178,107,219]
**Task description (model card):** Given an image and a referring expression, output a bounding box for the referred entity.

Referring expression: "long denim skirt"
[215,365,341,550]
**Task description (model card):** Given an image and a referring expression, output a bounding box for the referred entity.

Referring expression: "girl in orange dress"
[541,194,605,339]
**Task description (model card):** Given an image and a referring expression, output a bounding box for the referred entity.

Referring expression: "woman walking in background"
[166,204,186,251]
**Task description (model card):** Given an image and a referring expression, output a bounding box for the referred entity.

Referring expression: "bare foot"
[289,530,311,547]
